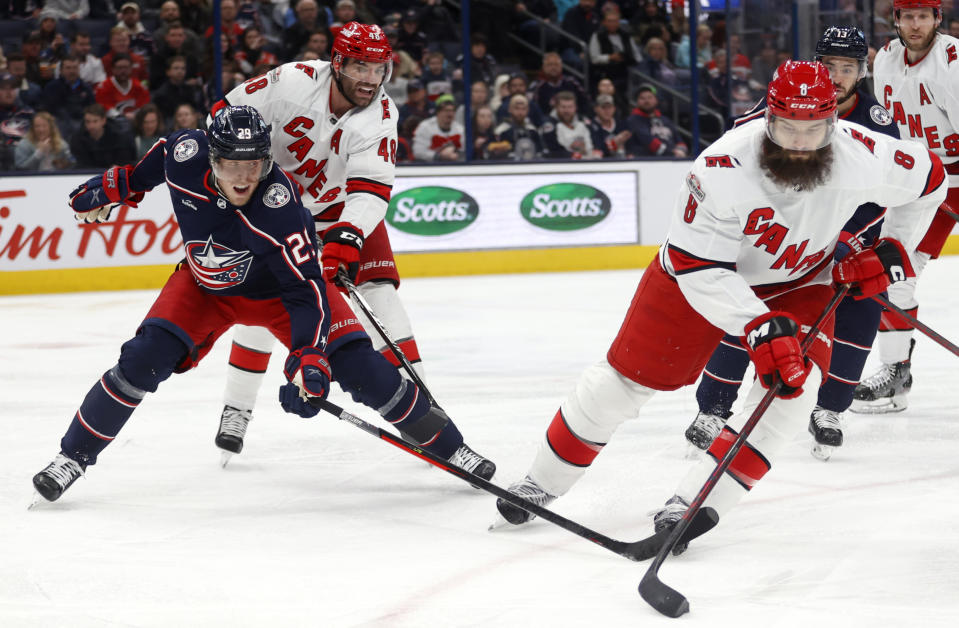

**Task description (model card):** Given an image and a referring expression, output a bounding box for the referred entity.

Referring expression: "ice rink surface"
[2,259,958,627]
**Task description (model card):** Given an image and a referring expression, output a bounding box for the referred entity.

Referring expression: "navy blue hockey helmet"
[815,26,868,80]
[208,105,273,180]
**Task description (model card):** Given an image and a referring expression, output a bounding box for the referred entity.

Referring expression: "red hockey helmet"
[765,61,838,150]
[332,21,393,82]
[893,0,941,11]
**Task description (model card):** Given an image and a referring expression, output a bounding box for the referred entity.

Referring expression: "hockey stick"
[638,285,849,618]
[337,271,438,407]
[316,398,718,562]
[938,206,959,223]
[871,293,959,357]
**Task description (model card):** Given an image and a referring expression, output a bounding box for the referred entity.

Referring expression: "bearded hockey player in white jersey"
[207,23,467,464]
[493,62,945,547]
[865,0,959,413]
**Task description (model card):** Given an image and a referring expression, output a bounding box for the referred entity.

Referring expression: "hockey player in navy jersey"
[32,105,493,503]
[685,26,902,460]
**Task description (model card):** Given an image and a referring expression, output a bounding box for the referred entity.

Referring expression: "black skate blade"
[621,507,719,561]
[639,570,690,618]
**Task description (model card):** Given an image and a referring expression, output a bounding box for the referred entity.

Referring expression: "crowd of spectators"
[5,0,952,171]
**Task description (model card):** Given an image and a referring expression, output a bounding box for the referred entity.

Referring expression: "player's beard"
[759,136,834,191]
[334,70,377,109]
[900,26,937,53]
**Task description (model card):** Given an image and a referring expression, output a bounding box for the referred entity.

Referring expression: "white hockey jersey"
[221,61,399,237]
[873,33,959,185]
[661,119,945,337]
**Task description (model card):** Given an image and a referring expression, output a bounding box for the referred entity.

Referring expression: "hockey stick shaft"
[337,271,438,407]
[316,398,715,562]
[639,284,849,618]
[871,293,959,357]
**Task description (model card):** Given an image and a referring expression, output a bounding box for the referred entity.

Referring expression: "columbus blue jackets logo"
[263,183,291,208]
[184,236,253,289]
[869,104,893,126]
[174,138,200,162]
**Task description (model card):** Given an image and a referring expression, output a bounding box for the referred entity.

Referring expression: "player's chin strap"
[639,284,850,618]
[337,269,439,407]
[311,396,717,562]
[872,293,959,357]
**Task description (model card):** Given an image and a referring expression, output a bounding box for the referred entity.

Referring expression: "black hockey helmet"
[815,26,868,81]
[208,105,273,180]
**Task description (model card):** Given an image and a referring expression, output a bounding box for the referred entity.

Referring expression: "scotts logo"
[387,186,479,235]
[520,183,611,231]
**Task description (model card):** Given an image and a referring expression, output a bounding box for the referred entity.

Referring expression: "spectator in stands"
[471,104,496,159]
[329,0,357,38]
[705,48,754,121]
[102,27,149,85]
[560,0,602,70]
[71,32,107,86]
[236,26,279,76]
[630,0,668,43]
[530,52,590,119]
[0,72,35,171]
[395,117,418,163]
[41,0,90,19]
[14,111,74,170]
[588,93,630,158]
[625,84,687,157]
[203,60,244,111]
[412,3,460,60]
[150,23,201,90]
[180,0,213,39]
[154,1,203,60]
[152,56,205,127]
[541,90,598,159]
[41,54,95,140]
[491,94,544,160]
[284,0,328,61]
[594,76,625,114]
[949,17,959,38]
[750,43,778,92]
[455,32,498,87]
[95,53,150,125]
[133,103,163,160]
[36,11,69,67]
[384,26,416,79]
[205,0,244,48]
[20,32,46,86]
[398,79,434,130]
[421,51,454,102]
[397,8,428,64]
[676,23,712,71]
[514,0,561,57]
[497,73,546,125]
[116,2,155,61]
[707,33,751,81]
[638,37,683,89]
[172,101,204,130]
[5,53,42,109]
[456,80,490,127]
[588,7,642,97]
[69,103,136,168]
[412,96,464,162]
[297,29,330,61]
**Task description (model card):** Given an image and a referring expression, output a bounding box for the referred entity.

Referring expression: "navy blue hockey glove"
[321,222,364,291]
[743,311,811,399]
[69,166,144,223]
[279,347,332,418]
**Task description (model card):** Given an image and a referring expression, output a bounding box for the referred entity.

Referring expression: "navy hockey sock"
[817,295,881,412]
[695,335,749,418]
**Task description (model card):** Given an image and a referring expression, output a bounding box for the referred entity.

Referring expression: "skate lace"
[448,445,491,474]
[508,476,554,505]
[219,406,251,438]
[861,363,898,390]
[691,413,726,439]
[811,408,842,431]
[648,495,689,524]
[43,455,83,487]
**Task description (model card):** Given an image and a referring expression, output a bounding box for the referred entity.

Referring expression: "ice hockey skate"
[447,444,496,487]
[31,453,86,505]
[850,340,914,414]
[216,405,252,467]
[808,406,843,461]
[684,411,727,457]
[651,495,693,555]
[490,475,556,530]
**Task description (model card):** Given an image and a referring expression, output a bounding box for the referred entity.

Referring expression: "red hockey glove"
[321,222,364,290]
[743,311,811,399]
[280,347,332,418]
[102,165,140,205]
[69,170,144,223]
[832,238,914,299]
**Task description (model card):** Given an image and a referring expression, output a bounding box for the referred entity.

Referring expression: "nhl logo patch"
[686,173,705,201]
[263,183,291,208]
[173,138,199,162]
[869,104,893,126]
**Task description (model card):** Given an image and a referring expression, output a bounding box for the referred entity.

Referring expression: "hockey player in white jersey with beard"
[206,23,492,478]
[494,62,945,547]
[863,0,959,412]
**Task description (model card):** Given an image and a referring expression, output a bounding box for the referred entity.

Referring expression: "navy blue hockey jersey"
[130,129,330,353]
[734,90,900,257]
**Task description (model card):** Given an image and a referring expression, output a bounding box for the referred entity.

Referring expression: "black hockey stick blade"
[314,397,715,562]
[639,568,689,618]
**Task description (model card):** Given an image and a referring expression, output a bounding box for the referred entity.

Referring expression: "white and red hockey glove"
[743,311,811,399]
[832,237,914,299]
[279,347,332,418]
[321,222,364,291]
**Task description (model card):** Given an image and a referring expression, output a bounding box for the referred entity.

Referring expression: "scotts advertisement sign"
[386,186,480,235]
[519,183,611,230]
